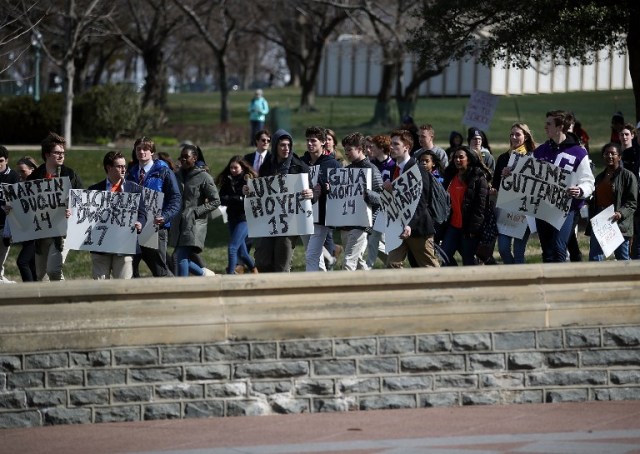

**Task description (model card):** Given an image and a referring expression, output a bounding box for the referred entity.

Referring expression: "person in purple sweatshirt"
[533,110,595,263]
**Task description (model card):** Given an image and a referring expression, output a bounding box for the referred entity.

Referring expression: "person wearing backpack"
[416,149,450,243]
[383,129,440,268]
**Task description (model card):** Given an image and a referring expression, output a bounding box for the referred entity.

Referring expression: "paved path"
[3,401,640,454]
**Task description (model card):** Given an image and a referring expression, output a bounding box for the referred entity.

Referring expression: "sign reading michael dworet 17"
[1,177,71,242]
[379,165,422,253]
[463,90,499,132]
[325,167,372,227]
[496,155,575,230]
[244,173,314,238]
[137,187,164,249]
[66,189,141,254]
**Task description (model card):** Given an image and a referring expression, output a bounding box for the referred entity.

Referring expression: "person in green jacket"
[169,144,220,276]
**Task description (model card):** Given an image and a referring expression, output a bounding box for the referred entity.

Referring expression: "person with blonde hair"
[492,123,537,264]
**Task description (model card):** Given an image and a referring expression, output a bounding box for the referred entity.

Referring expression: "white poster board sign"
[244,173,314,238]
[2,177,71,242]
[496,155,575,230]
[325,167,372,227]
[137,187,164,249]
[496,208,530,240]
[379,165,422,253]
[308,165,320,224]
[590,205,624,258]
[463,90,500,131]
[66,189,141,254]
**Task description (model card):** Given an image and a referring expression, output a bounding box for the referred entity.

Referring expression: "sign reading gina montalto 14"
[496,155,575,230]
[325,167,372,227]
[1,177,71,242]
[66,189,141,254]
[244,173,314,238]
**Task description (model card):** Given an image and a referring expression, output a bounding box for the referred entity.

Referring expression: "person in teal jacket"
[248,89,269,146]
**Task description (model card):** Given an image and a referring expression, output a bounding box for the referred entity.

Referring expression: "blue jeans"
[441,226,479,266]
[536,211,576,263]
[227,220,255,273]
[589,235,630,261]
[497,230,530,264]
[175,246,204,277]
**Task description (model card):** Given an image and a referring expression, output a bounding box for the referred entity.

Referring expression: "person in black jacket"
[0,145,19,283]
[441,146,490,266]
[26,132,83,281]
[383,129,439,268]
[87,151,146,279]
[243,129,313,272]
[216,155,258,274]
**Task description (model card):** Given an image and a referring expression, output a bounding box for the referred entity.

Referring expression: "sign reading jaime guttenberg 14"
[496,155,575,230]
[244,173,314,238]
[1,177,71,242]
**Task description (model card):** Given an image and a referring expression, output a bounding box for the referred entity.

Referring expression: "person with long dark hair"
[216,155,258,274]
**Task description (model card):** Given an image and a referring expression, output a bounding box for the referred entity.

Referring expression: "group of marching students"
[1,109,638,282]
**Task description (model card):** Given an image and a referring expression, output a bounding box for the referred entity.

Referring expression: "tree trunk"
[142,49,168,109]
[217,54,230,123]
[366,63,396,127]
[62,59,75,147]
[628,17,640,123]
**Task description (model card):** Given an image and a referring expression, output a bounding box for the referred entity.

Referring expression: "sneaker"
[202,268,216,277]
[333,244,343,260]
[0,276,16,284]
[235,265,246,274]
[250,267,259,274]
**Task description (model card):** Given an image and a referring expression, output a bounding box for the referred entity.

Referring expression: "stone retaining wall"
[1,262,640,429]
[2,325,640,428]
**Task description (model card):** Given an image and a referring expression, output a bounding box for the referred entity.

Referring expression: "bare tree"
[113,0,185,110]
[3,0,116,146]
[172,0,240,123]
[253,0,349,112]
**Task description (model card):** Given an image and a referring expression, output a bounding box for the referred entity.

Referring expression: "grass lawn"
[2,88,634,280]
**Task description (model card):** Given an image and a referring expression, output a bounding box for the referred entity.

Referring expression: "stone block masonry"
[2,325,640,428]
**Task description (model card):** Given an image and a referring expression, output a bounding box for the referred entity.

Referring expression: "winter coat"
[588,166,637,238]
[169,167,220,252]
[219,173,247,223]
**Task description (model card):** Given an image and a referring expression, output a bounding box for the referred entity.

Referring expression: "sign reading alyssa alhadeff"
[1,177,71,242]
[244,173,314,238]
[379,165,422,253]
[496,155,575,230]
[66,189,141,254]
[325,167,372,227]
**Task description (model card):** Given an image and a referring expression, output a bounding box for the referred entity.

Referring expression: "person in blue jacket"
[126,136,181,277]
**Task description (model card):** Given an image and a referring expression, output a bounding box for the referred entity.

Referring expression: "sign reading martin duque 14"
[1,177,71,242]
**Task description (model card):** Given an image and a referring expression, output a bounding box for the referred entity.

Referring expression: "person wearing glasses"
[244,129,272,174]
[126,136,181,277]
[25,132,83,281]
[86,151,146,279]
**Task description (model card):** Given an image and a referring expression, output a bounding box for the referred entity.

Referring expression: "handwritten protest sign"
[138,187,163,249]
[325,167,372,227]
[590,205,624,258]
[463,90,499,131]
[379,165,422,252]
[308,165,320,223]
[2,177,71,242]
[496,208,530,240]
[496,155,575,230]
[244,173,314,238]
[66,189,141,254]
